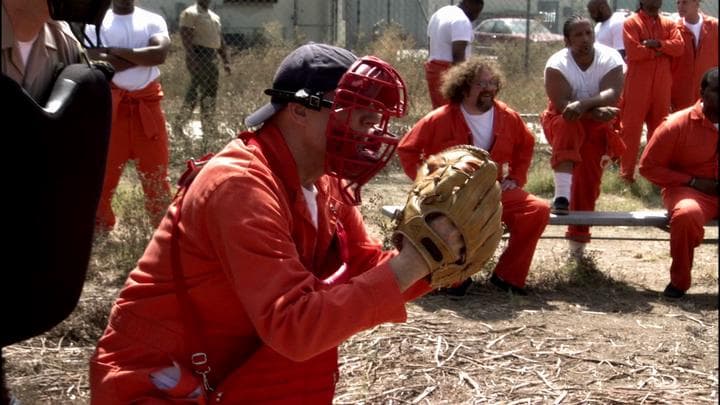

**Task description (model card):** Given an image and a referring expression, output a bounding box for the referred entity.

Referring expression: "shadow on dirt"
[414,255,719,323]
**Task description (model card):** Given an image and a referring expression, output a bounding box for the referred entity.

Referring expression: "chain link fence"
[140,0,717,164]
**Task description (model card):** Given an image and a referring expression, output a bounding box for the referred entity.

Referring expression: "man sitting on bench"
[397,58,550,296]
[639,67,719,299]
[541,15,625,257]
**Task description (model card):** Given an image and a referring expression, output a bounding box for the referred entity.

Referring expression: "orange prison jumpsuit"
[620,10,684,181]
[398,102,550,288]
[95,81,171,230]
[424,60,452,109]
[90,125,430,403]
[639,101,718,292]
[541,104,625,243]
[670,14,719,111]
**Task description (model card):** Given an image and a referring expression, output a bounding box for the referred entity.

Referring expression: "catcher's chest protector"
[0,64,112,347]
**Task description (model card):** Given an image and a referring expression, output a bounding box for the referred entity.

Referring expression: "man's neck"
[5,5,46,42]
[684,12,700,24]
[113,5,134,15]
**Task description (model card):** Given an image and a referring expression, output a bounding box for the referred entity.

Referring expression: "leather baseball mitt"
[392,145,503,288]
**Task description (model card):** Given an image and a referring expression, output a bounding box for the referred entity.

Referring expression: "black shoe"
[490,273,528,296]
[551,197,569,215]
[663,283,685,299]
[443,278,473,297]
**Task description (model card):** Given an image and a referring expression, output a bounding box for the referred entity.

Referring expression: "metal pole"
[525,0,530,74]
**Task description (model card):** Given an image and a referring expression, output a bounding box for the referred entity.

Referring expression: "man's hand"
[591,106,620,122]
[642,39,661,49]
[690,177,720,196]
[500,178,517,191]
[390,216,463,292]
[562,100,585,121]
[223,62,232,74]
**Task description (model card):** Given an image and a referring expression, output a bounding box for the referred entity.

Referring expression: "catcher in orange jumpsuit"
[88,43,464,403]
[670,0,718,111]
[541,16,625,254]
[398,57,549,295]
[639,67,718,299]
[85,0,172,231]
[619,0,684,182]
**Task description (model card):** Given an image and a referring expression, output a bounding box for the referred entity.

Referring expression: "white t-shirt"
[461,104,494,151]
[595,11,627,51]
[85,7,169,91]
[16,37,36,68]
[427,5,473,62]
[544,43,624,100]
[302,185,319,229]
[683,15,703,47]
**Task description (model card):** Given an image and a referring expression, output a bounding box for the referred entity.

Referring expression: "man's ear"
[288,103,308,125]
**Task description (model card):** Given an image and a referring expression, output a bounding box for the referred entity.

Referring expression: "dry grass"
[3,26,718,404]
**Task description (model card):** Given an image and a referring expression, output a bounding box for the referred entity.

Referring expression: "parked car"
[474,18,564,47]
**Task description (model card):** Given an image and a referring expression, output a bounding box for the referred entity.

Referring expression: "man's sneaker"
[551,197,570,215]
[443,278,473,297]
[490,273,528,296]
[663,283,685,299]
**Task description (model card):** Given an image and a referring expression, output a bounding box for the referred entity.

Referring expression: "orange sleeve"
[639,117,693,187]
[624,15,657,62]
[206,173,407,362]
[505,108,535,187]
[397,118,432,180]
[658,20,684,57]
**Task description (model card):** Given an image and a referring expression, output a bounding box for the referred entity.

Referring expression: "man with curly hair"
[398,57,550,296]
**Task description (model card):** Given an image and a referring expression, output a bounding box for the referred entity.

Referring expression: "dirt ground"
[3,168,718,404]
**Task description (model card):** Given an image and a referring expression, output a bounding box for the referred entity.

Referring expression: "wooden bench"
[380,205,718,243]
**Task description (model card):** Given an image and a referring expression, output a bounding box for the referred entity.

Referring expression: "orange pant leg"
[645,79,672,142]
[424,60,451,109]
[619,87,650,180]
[620,70,672,180]
[566,120,608,243]
[541,112,586,169]
[130,101,171,227]
[662,187,718,292]
[494,188,550,288]
[96,101,133,230]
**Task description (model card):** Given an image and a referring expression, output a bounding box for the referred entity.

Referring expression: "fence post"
[525,0,530,74]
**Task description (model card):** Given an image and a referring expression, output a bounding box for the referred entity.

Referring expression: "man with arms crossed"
[425,0,484,109]
[86,0,173,231]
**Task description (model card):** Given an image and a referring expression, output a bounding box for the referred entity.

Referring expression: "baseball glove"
[392,145,503,288]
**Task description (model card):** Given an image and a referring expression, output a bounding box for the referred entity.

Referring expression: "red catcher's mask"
[325,56,407,205]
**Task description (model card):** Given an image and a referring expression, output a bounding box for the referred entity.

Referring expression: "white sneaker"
[568,240,586,259]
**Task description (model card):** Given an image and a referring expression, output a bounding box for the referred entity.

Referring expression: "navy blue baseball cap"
[244,43,357,127]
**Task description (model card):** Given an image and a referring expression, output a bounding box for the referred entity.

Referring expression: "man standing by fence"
[639,67,718,299]
[670,0,718,111]
[86,0,172,231]
[425,0,484,109]
[618,0,683,183]
[587,0,630,59]
[177,0,231,139]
